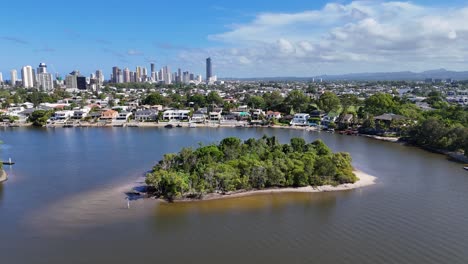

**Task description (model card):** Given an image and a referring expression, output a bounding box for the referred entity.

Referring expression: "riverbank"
[0,169,7,183]
[157,170,377,203]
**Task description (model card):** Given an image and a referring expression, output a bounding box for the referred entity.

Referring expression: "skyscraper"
[123,68,130,83]
[206,57,212,82]
[95,70,104,85]
[37,63,47,74]
[37,72,54,91]
[21,66,34,88]
[150,63,155,74]
[112,66,120,83]
[0,72,3,84]
[10,69,17,86]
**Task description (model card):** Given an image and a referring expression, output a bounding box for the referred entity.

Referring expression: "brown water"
[1,127,467,264]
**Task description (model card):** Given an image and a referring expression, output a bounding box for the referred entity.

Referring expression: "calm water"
[1,127,467,264]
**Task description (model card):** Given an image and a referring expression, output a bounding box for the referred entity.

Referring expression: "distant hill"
[222,69,468,82]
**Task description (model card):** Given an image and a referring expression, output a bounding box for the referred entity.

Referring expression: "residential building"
[209,110,222,121]
[65,74,78,89]
[206,57,212,82]
[290,113,310,126]
[116,111,132,121]
[135,109,158,121]
[21,66,34,88]
[53,110,74,120]
[10,69,17,86]
[162,110,190,121]
[100,109,118,120]
[37,72,54,91]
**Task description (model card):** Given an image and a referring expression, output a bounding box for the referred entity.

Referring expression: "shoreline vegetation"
[160,170,376,203]
[145,136,362,202]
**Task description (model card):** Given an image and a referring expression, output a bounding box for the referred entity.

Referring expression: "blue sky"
[1,0,468,78]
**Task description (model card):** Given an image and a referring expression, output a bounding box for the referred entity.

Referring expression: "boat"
[188,123,197,128]
[464,167,468,171]
[165,124,174,128]
[2,158,15,165]
[176,124,182,128]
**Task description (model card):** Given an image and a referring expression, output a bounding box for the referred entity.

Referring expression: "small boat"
[464,167,468,171]
[176,124,182,128]
[165,124,174,128]
[2,158,15,165]
[188,123,197,128]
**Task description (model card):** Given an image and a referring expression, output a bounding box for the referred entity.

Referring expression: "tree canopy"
[146,136,357,200]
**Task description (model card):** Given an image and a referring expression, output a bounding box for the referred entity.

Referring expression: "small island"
[145,136,371,201]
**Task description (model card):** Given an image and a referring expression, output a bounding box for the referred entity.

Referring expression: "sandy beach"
[0,169,7,183]
[170,169,377,203]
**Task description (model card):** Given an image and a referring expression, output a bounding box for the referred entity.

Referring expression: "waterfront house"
[53,110,74,121]
[209,110,222,121]
[72,107,91,119]
[100,109,118,120]
[116,111,132,121]
[191,111,206,123]
[290,113,310,126]
[338,114,354,125]
[266,111,282,120]
[251,109,265,120]
[162,110,190,121]
[135,109,158,121]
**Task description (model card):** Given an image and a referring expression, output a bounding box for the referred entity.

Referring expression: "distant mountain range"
[222,69,468,82]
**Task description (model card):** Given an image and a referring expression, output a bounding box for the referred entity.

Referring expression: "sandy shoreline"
[164,169,377,203]
[0,169,7,183]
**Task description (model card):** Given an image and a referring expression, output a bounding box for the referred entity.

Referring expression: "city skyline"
[1,0,468,77]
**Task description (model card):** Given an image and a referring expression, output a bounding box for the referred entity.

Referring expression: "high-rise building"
[206,57,212,82]
[21,66,34,88]
[150,63,155,74]
[136,66,142,82]
[37,72,54,91]
[66,71,79,89]
[112,66,120,83]
[123,68,130,83]
[95,70,104,85]
[37,63,47,74]
[0,72,3,84]
[77,76,87,90]
[10,69,18,86]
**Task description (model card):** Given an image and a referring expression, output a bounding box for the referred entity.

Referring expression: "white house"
[116,111,132,121]
[53,110,74,120]
[72,107,91,119]
[266,111,282,119]
[209,111,222,121]
[191,111,206,123]
[290,113,310,126]
[163,110,190,121]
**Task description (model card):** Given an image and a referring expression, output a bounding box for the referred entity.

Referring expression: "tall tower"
[150,63,155,74]
[95,70,104,85]
[112,66,120,83]
[123,68,130,83]
[37,63,47,74]
[206,57,212,82]
[21,66,34,88]
[10,69,18,86]
[0,72,3,83]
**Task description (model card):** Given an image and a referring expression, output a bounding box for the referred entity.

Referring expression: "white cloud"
[179,1,468,77]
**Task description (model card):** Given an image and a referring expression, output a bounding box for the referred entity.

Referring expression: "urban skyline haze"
[1,0,468,78]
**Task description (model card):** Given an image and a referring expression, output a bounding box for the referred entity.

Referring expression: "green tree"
[364,93,397,115]
[143,93,166,105]
[283,90,309,113]
[29,110,53,126]
[206,91,223,106]
[318,92,341,113]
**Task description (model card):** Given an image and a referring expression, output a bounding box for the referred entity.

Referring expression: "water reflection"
[0,184,4,205]
[151,192,343,231]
